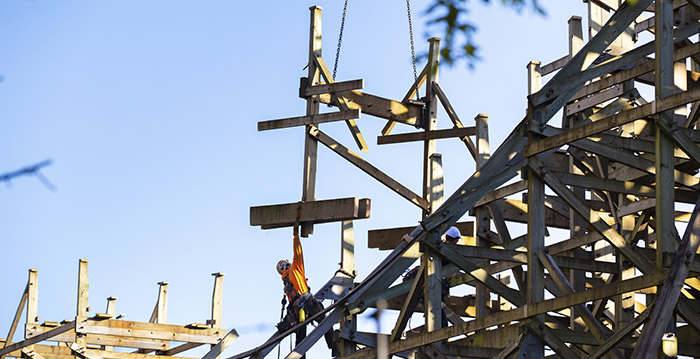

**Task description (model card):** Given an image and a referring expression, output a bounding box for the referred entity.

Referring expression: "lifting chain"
[406,0,419,100]
[332,0,349,81]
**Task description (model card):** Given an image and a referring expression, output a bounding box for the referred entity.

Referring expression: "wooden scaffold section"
[0,260,239,359]
[239,0,700,358]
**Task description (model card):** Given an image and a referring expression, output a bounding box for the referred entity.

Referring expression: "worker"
[275,233,339,358]
[443,226,461,245]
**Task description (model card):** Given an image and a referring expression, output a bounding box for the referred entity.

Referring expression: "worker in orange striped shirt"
[276,234,339,358]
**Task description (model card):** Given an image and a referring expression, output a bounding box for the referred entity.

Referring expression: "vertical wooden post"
[423,37,442,333]
[157,282,169,323]
[525,61,544,359]
[655,0,675,271]
[76,259,89,352]
[301,6,323,237]
[211,273,225,359]
[26,269,38,329]
[654,0,676,351]
[211,273,225,328]
[429,154,444,211]
[340,220,356,355]
[566,16,587,332]
[474,113,490,320]
[105,297,117,317]
[423,37,440,218]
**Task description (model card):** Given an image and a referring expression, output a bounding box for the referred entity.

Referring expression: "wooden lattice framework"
[0,260,239,359]
[243,1,700,358]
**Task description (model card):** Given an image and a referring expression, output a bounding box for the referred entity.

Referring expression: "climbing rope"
[406,0,419,100]
[332,0,349,81]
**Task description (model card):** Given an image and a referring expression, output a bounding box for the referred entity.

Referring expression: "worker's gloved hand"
[276,318,292,332]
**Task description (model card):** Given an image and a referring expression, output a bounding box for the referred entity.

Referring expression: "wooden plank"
[573,37,700,100]
[85,348,198,359]
[377,127,476,145]
[301,6,322,237]
[319,90,422,126]
[528,158,655,274]
[381,64,429,136]
[589,307,650,359]
[211,273,224,329]
[76,320,224,344]
[343,272,667,359]
[24,326,169,351]
[390,266,424,342]
[257,109,360,131]
[474,181,527,207]
[26,270,38,327]
[368,222,474,250]
[308,126,430,210]
[76,260,88,352]
[452,245,617,273]
[313,56,368,153]
[565,84,624,116]
[202,329,238,359]
[0,322,76,357]
[250,197,370,227]
[303,79,363,96]
[537,251,618,357]
[2,283,28,358]
[632,194,700,357]
[540,55,569,76]
[424,240,527,307]
[432,82,478,158]
[527,86,700,157]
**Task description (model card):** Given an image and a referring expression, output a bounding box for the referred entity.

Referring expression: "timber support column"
[524,61,544,359]
[301,5,322,237]
[422,37,443,333]
[474,113,490,320]
[75,259,89,355]
[566,16,587,332]
[340,220,357,355]
[26,269,38,334]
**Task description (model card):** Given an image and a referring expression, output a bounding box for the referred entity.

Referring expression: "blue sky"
[1,1,589,356]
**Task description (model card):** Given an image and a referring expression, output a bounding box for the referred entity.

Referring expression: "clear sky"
[1,1,588,357]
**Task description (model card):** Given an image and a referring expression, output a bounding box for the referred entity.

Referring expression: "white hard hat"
[276,259,290,275]
[445,226,461,240]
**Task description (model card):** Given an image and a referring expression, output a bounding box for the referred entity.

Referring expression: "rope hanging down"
[406,0,419,100]
[332,0,349,81]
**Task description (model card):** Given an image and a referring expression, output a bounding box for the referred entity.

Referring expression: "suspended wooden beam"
[377,127,476,145]
[257,109,360,131]
[250,197,370,229]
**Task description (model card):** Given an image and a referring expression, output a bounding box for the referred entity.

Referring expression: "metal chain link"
[407,0,419,100]
[332,0,349,81]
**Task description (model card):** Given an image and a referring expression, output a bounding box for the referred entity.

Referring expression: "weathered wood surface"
[250,197,370,228]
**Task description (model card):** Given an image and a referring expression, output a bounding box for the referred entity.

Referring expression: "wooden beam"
[303,79,363,96]
[75,319,224,344]
[368,222,473,250]
[2,283,28,358]
[257,109,360,131]
[526,86,700,157]
[0,322,76,357]
[528,158,655,274]
[202,329,238,359]
[423,240,526,307]
[342,272,667,359]
[390,266,424,342]
[632,194,700,357]
[377,127,476,145]
[308,125,429,210]
[312,55,368,153]
[318,90,422,127]
[250,197,370,228]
